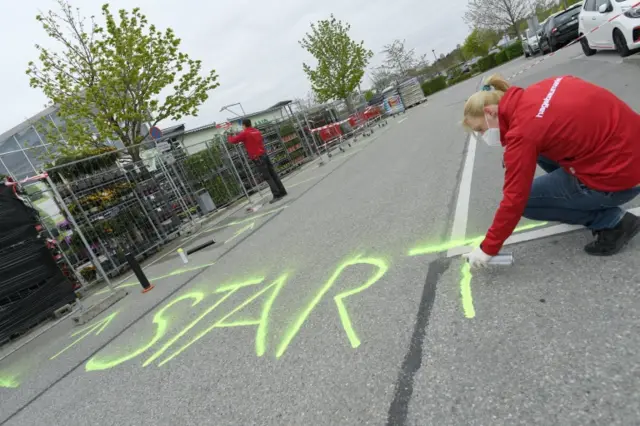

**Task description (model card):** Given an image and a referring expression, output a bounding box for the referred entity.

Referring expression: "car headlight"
[624,8,640,18]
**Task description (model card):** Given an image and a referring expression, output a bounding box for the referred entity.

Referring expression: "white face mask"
[482,128,501,147]
[482,114,501,147]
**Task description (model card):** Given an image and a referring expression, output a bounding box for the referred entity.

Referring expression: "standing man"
[227,119,288,203]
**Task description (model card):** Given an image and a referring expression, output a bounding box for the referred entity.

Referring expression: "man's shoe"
[584,212,640,256]
[269,196,284,204]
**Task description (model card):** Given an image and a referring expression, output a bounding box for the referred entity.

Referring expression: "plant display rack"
[256,119,310,177]
[49,151,191,279]
[213,134,266,194]
[177,141,244,209]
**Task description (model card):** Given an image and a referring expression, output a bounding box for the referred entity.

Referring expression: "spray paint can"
[488,252,514,266]
[177,248,188,264]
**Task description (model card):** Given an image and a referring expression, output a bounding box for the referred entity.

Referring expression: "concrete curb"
[72,289,128,325]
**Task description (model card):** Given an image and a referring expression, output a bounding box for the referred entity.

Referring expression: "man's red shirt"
[227,127,266,160]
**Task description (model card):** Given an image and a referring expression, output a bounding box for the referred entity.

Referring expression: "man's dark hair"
[242,119,252,128]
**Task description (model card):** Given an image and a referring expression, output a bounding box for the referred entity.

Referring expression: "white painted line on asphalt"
[398,117,408,124]
[0,310,74,362]
[446,133,478,257]
[287,176,320,189]
[446,206,640,258]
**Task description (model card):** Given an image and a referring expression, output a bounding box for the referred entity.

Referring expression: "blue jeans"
[523,156,640,230]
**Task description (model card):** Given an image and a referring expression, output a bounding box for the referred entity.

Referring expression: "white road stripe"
[446,206,640,258]
[398,117,408,124]
[446,133,478,257]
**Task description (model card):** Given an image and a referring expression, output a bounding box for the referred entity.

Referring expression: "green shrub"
[182,144,241,208]
[503,42,524,59]
[421,76,447,96]
[447,73,474,86]
[476,54,497,72]
[494,50,508,65]
[364,90,374,102]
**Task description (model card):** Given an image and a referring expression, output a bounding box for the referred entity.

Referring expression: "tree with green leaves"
[462,28,499,58]
[26,1,219,161]
[299,14,373,113]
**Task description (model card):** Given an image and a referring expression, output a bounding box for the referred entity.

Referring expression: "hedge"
[421,76,447,96]
[503,42,524,59]
[419,41,525,97]
[447,72,474,86]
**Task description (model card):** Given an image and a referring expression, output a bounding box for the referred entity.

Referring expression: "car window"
[555,7,581,24]
[584,0,597,11]
[595,0,610,8]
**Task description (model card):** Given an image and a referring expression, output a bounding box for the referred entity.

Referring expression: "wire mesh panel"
[174,139,245,211]
[212,133,266,194]
[46,151,166,280]
[2,118,322,293]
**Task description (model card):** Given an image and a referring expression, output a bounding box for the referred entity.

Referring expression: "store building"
[0,106,66,179]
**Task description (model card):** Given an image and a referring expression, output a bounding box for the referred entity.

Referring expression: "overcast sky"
[0,0,470,134]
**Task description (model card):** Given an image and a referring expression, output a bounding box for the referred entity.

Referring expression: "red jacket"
[227,127,266,159]
[482,75,640,255]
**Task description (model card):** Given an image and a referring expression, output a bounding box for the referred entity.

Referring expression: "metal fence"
[0,108,328,296]
[0,137,270,294]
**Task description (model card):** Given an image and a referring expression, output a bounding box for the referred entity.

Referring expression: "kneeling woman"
[462,74,640,268]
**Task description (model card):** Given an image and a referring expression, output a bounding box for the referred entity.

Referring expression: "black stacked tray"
[0,183,76,344]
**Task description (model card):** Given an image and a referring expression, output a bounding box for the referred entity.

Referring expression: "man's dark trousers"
[253,154,287,199]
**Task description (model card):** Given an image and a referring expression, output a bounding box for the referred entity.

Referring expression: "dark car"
[540,4,582,54]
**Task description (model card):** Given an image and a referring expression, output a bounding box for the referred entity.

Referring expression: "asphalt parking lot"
[1,44,639,426]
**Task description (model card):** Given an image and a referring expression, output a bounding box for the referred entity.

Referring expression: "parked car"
[579,0,640,57]
[540,4,582,54]
[522,32,541,57]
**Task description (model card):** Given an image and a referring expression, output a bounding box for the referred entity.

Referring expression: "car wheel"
[525,50,530,58]
[580,36,597,56]
[613,29,631,57]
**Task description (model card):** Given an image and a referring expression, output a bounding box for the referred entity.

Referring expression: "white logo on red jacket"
[536,77,563,119]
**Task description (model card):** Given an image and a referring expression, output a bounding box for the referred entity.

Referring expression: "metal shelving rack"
[52,164,186,278]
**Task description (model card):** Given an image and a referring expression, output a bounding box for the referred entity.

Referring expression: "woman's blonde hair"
[462,74,510,131]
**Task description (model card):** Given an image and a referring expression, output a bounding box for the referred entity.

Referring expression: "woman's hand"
[462,247,494,268]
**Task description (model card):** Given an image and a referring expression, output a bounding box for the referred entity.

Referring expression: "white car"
[522,32,541,57]
[579,0,640,57]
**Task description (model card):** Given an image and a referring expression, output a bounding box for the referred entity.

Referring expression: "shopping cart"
[365,104,388,129]
[344,112,371,143]
[311,122,351,158]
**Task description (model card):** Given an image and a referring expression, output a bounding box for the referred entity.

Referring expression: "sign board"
[156,141,171,152]
[149,126,163,140]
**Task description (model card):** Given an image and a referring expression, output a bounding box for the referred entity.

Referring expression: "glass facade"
[0,108,133,179]
[0,109,58,179]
